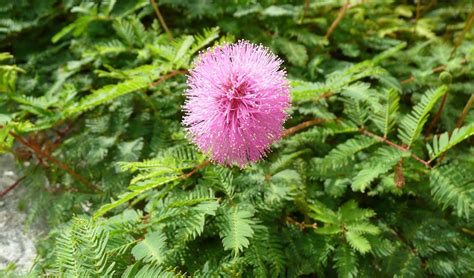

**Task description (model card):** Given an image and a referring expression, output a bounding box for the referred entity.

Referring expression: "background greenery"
[1,0,474,277]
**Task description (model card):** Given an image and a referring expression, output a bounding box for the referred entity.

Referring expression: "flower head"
[182,40,290,167]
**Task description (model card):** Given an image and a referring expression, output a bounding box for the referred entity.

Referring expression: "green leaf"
[345,231,371,253]
[315,135,379,172]
[273,38,308,67]
[52,16,94,43]
[398,86,448,147]
[430,166,474,219]
[371,88,400,137]
[94,191,141,218]
[346,223,380,235]
[351,146,408,192]
[131,232,167,264]
[427,123,474,160]
[334,244,358,278]
[314,225,342,235]
[217,206,255,255]
[65,77,151,115]
[189,27,220,55]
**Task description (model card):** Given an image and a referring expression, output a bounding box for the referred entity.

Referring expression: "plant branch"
[360,128,432,168]
[299,0,310,24]
[0,176,25,198]
[452,8,474,56]
[437,94,474,163]
[282,118,327,137]
[10,132,100,193]
[149,70,188,87]
[425,91,448,135]
[150,0,173,40]
[286,216,317,230]
[182,118,328,179]
[324,0,350,40]
[180,160,210,179]
[400,58,469,84]
[456,94,474,128]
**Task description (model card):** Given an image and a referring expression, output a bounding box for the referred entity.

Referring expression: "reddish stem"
[150,0,173,40]
[149,70,188,87]
[0,176,25,198]
[324,0,350,40]
[10,132,100,192]
[282,118,326,138]
[360,128,432,168]
[180,160,210,179]
[425,91,448,135]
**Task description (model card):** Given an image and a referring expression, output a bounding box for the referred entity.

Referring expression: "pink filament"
[182,40,291,167]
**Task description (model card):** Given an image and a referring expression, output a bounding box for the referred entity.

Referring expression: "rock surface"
[0,155,41,273]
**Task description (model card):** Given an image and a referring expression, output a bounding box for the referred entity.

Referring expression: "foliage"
[1,0,474,277]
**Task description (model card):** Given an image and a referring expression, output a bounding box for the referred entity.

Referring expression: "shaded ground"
[0,155,42,273]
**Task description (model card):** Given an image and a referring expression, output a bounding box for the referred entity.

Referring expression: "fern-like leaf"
[430,166,474,219]
[315,135,379,173]
[352,146,409,192]
[217,206,255,255]
[334,244,358,278]
[371,88,400,137]
[131,231,168,264]
[398,86,447,147]
[427,123,474,161]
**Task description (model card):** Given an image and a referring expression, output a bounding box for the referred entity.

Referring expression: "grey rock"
[0,155,44,274]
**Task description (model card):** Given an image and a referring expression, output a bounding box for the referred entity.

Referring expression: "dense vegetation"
[1,0,474,277]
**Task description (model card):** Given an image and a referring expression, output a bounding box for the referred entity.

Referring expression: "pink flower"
[182,40,291,167]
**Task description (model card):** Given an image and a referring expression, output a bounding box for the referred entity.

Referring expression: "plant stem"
[182,118,328,179]
[455,94,474,128]
[359,128,432,168]
[150,0,173,40]
[437,94,474,163]
[282,118,326,137]
[149,70,188,87]
[181,160,210,179]
[286,216,317,230]
[425,90,448,135]
[324,0,350,40]
[10,132,100,193]
[452,8,474,56]
[299,0,310,24]
[0,176,25,198]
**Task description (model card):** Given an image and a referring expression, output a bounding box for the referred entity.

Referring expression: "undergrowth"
[1,0,473,277]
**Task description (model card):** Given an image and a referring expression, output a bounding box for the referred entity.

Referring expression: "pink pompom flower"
[182,40,291,167]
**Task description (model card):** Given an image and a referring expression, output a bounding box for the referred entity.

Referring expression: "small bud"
[439,71,452,84]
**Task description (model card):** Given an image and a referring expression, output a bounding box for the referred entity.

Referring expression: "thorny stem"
[359,128,432,169]
[150,0,173,40]
[0,176,25,198]
[324,0,350,40]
